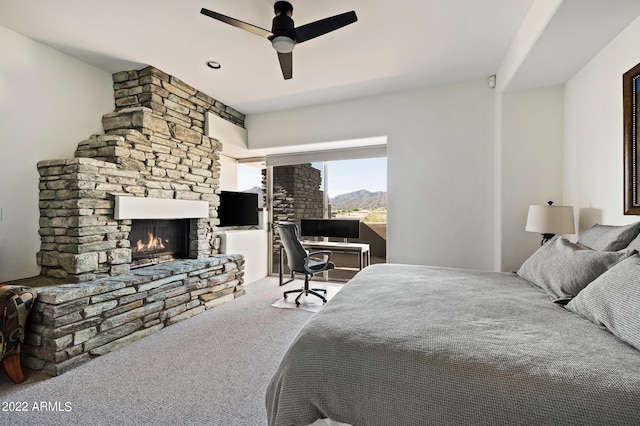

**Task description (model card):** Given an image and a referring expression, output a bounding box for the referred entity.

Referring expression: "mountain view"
[330,189,387,211]
[244,186,262,195]
[242,187,387,212]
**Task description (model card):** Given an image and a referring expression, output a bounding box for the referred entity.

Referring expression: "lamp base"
[541,233,555,245]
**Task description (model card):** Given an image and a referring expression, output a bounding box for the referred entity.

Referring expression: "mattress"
[266,263,640,425]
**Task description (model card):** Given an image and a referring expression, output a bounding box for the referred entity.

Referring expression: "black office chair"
[277,222,335,306]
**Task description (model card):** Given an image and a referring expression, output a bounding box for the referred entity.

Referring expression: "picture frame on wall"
[623,62,640,214]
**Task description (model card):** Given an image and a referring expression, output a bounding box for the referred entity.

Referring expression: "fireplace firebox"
[129,219,190,268]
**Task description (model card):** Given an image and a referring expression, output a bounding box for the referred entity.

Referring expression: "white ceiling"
[1,0,640,116]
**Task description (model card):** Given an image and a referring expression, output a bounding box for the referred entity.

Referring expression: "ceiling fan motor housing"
[271,1,296,52]
[274,1,293,17]
[272,1,295,37]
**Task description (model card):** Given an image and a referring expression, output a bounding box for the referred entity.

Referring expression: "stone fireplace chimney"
[37,66,244,282]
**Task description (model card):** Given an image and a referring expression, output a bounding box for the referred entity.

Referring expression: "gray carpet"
[0,277,331,426]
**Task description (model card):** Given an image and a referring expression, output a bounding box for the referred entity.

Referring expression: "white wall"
[564,15,640,230]
[491,0,565,272]
[500,86,565,272]
[0,26,113,281]
[217,155,268,283]
[219,154,239,191]
[220,229,268,284]
[247,80,496,270]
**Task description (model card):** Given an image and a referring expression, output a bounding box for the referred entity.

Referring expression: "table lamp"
[526,201,575,245]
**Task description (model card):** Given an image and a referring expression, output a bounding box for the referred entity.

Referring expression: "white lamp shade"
[526,204,575,235]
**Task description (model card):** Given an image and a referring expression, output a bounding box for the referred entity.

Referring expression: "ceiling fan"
[200,1,358,80]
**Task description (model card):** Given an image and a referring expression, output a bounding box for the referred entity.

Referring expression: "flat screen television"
[300,218,360,239]
[218,191,259,227]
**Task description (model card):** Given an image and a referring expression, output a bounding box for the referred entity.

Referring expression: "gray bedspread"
[266,264,640,426]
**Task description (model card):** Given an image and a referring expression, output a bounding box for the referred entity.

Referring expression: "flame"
[135,232,167,252]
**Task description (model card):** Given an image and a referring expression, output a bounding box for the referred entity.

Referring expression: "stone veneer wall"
[23,255,244,376]
[37,66,245,282]
[265,164,324,262]
[268,163,324,228]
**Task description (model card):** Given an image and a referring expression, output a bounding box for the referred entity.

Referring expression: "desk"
[279,241,371,286]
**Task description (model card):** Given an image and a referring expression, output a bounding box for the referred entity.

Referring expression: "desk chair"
[277,222,334,306]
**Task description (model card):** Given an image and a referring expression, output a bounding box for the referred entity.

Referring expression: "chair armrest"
[308,250,332,262]
[304,250,334,273]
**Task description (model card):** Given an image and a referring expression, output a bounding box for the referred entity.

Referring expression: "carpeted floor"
[0,277,340,426]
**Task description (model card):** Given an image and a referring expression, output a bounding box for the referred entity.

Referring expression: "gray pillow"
[626,233,640,252]
[517,236,631,303]
[577,222,640,251]
[566,255,640,351]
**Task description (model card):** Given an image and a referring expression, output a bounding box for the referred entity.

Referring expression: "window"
[269,157,387,280]
[238,163,264,208]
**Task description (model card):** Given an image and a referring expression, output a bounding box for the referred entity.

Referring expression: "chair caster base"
[285,288,327,307]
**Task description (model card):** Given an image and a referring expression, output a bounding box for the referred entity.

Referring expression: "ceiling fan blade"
[278,52,293,80]
[200,8,273,38]
[292,11,357,44]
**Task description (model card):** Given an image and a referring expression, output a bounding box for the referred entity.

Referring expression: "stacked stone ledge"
[38,158,133,281]
[112,66,244,128]
[22,256,244,376]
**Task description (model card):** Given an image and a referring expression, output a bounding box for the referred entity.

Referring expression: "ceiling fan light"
[271,36,295,53]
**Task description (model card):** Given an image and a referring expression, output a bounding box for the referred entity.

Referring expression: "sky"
[238,164,262,192]
[238,157,387,198]
[323,157,387,197]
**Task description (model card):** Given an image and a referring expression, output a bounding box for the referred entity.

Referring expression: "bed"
[266,224,640,426]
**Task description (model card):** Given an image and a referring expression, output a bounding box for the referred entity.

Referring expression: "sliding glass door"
[267,158,387,282]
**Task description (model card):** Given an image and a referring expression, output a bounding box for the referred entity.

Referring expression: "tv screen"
[300,219,360,239]
[218,191,259,227]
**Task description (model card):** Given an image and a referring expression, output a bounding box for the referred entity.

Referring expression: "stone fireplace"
[22,66,247,376]
[36,66,242,281]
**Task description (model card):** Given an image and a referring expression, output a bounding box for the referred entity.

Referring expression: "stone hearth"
[23,256,244,376]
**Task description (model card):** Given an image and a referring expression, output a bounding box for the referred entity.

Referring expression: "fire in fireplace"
[129,219,190,268]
